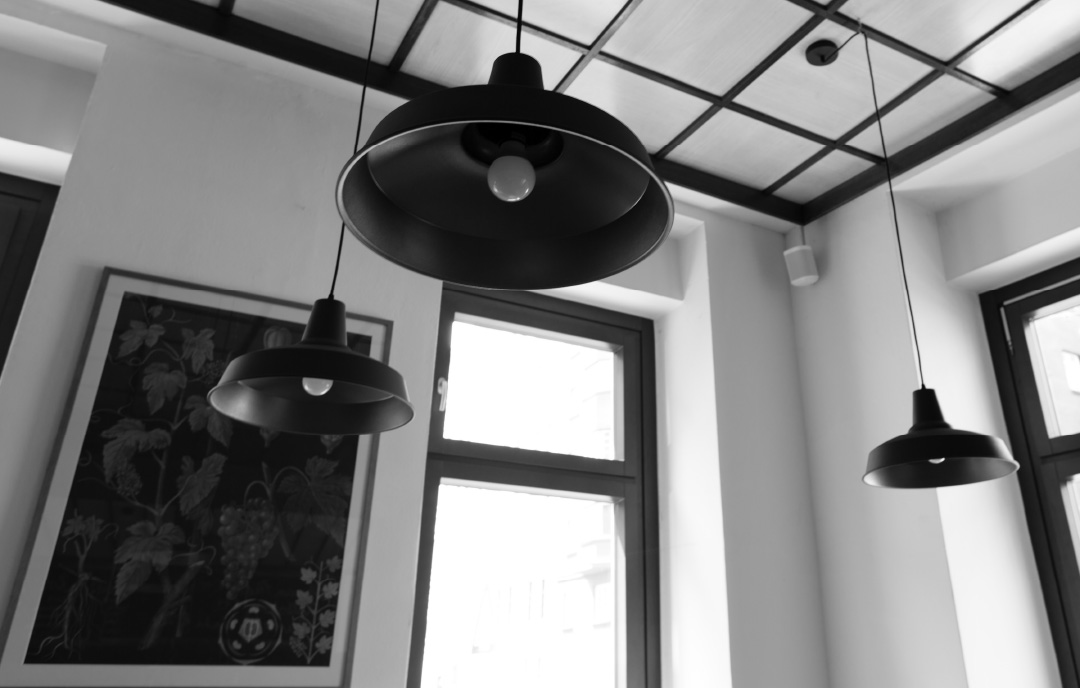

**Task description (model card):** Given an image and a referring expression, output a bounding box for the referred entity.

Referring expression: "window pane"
[420,483,624,688]
[443,319,617,459]
[1029,303,1080,437]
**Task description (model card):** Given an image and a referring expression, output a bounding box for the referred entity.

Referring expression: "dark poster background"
[25,292,370,667]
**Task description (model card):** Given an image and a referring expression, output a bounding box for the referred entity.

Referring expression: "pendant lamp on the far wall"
[808,33,1018,488]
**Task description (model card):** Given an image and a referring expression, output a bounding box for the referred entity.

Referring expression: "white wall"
[795,191,971,688]
[794,188,1059,688]
[902,199,1060,688]
[0,45,94,152]
[937,146,1080,290]
[656,224,731,688]
[656,207,829,688]
[0,4,440,685]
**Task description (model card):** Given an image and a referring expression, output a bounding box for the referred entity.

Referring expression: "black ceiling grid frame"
[93,0,1080,226]
[764,0,1050,198]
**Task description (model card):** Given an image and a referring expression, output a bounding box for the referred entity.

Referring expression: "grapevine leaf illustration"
[186,396,233,446]
[142,363,187,415]
[279,458,352,546]
[115,560,152,606]
[320,435,343,455]
[117,320,166,358]
[176,453,227,517]
[181,328,215,374]
[148,305,163,319]
[315,636,332,655]
[114,521,186,602]
[260,427,280,447]
[102,419,170,480]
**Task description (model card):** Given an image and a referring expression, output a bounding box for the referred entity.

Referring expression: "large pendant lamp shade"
[864,388,1018,488]
[208,299,413,435]
[336,51,673,290]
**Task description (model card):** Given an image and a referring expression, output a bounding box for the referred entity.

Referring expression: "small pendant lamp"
[208,0,413,436]
[336,0,673,290]
[810,33,1017,488]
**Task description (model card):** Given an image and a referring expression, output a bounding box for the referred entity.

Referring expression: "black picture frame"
[0,268,393,688]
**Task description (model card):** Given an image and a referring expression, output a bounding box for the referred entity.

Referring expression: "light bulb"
[302,377,334,396]
[929,457,945,465]
[487,141,535,202]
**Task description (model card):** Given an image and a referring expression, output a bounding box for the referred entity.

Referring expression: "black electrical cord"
[329,0,381,300]
[863,31,926,388]
[515,0,524,53]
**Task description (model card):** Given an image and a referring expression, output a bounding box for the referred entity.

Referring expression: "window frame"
[0,172,59,375]
[982,256,1080,688]
[407,285,660,688]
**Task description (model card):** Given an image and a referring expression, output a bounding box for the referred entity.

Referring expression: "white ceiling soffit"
[898,77,1080,210]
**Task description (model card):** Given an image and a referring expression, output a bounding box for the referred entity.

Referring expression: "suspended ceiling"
[93,0,1080,224]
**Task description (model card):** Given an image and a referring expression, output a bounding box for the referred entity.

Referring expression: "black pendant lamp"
[336,0,673,290]
[811,33,1017,487]
[208,0,413,436]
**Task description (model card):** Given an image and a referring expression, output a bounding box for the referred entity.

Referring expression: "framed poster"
[0,268,392,687]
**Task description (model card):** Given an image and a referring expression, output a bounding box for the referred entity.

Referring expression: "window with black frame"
[983,257,1080,688]
[407,286,659,688]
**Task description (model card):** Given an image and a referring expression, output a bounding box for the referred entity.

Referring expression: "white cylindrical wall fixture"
[784,244,819,286]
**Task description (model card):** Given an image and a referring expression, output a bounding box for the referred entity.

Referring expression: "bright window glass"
[420,483,623,688]
[1030,304,1080,436]
[442,318,617,460]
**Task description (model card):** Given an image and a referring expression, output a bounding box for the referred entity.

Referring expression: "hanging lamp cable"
[329,0,381,300]
[863,31,926,389]
[515,0,524,53]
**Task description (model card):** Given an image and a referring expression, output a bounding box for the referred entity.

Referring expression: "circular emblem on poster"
[219,599,283,664]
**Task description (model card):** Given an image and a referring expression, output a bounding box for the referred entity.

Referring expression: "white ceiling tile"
[565,60,712,153]
[233,0,423,65]
[774,151,874,203]
[403,2,581,88]
[604,0,814,96]
[960,0,1080,89]
[848,75,996,154]
[843,0,1033,60]
[470,0,625,46]
[735,27,932,140]
[667,110,823,189]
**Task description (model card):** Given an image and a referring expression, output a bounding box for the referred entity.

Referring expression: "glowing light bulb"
[487,141,535,202]
[929,458,945,465]
[302,377,334,396]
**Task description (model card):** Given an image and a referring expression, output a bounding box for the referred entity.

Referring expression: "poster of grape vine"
[0,269,392,688]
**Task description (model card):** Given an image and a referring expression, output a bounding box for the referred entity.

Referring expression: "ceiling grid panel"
[554,0,646,93]
[388,0,440,71]
[652,0,851,158]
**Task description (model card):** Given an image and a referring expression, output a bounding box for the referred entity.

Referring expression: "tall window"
[408,286,659,688]
[984,257,1080,688]
[0,172,58,374]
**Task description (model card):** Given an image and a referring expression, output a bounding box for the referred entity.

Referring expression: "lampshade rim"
[337,118,673,228]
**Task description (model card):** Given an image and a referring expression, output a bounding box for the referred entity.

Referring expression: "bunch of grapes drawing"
[28,294,359,667]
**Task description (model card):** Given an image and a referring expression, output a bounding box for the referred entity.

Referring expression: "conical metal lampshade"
[864,387,1018,488]
[208,298,413,435]
[336,52,673,290]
